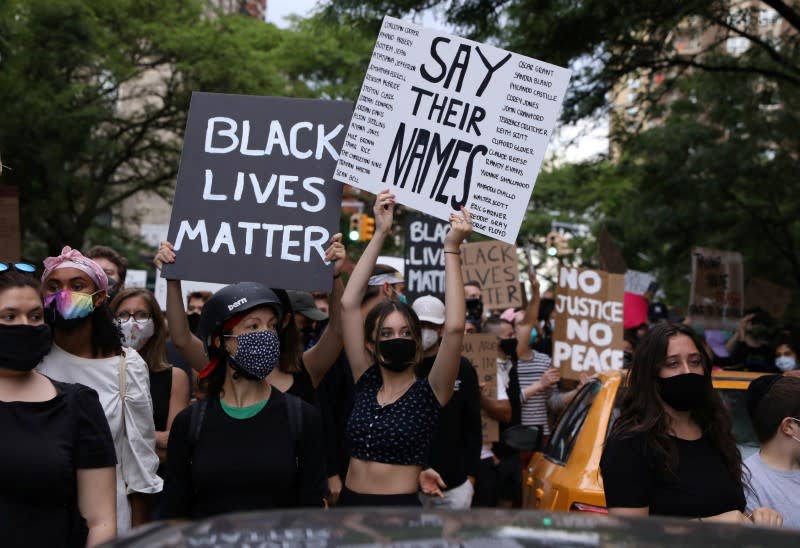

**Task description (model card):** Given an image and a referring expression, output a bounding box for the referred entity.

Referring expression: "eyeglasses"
[0,262,36,273]
[117,311,152,323]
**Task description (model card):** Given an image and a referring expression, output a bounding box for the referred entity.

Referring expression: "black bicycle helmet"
[196,282,283,353]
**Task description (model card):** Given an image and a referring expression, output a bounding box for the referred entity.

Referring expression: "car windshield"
[716,387,760,459]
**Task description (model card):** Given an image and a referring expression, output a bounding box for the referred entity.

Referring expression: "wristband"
[444,250,460,255]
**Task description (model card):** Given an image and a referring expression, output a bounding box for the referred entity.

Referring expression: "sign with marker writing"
[553,267,625,380]
[333,16,571,244]
[404,212,449,303]
[689,247,743,329]
[162,92,352,290]
[462,333,498,443]
[461,240,522,310]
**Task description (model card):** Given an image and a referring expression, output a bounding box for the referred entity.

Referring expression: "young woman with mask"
[36,247,162,534]
[774,339,800,377]
[339,189,472,506]
[600,322,782,526]
[162,282,326,518]
[0,267,116,547]
[110,288,190,467]
[154,235,346,402]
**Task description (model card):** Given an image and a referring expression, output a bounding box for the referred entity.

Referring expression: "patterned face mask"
[119,318,155,351]
[44,289,100,321]
[225,329,281,379]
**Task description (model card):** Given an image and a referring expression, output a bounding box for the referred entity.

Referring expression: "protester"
[110,288,190,467]
[474,316,522,508]
[726,310,778,372]
[339,189,471,506]
[600,322,782,525]
[36,247,162,534]
[185,290,212,334]
[86,245,128,300]
[412,295,482,509]
[774,339,800,377]
[288,290,328,350]
[162,283,327,518]
[0,266,116,547]
[744,375,800,528]
[154,234,346,400]
[464,280,483,323]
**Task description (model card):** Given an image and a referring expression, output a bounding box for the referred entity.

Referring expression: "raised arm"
[304,233,346,387]
[154,241,208,371]
[428,208,472,406]
[340,190,395,383]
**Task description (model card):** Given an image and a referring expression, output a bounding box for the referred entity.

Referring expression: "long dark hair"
[611,322,744,490]
[110,288,169,372]
[364,300,423,368]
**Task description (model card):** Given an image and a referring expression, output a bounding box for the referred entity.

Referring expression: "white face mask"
[119,318,155,351]
[421,328,440,351]
[775,356,797,372]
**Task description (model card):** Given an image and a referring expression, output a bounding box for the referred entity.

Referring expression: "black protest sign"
[404,212,449,303]
[161,93,352,291]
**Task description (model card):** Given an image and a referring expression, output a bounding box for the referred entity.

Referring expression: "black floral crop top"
[346,365,441,466]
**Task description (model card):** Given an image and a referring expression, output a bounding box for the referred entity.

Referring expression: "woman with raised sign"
[154,234,346,402]
[161,282,327,517]
[600,322,782,526]
[338,189,472,506]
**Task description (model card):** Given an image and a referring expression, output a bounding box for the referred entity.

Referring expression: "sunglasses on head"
[0,262,36,273]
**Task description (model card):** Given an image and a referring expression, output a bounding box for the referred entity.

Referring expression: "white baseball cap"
[412,295,445,325]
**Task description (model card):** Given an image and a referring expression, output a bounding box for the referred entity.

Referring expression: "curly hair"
[611,322,744,491]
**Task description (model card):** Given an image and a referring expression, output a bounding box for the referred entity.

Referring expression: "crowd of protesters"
[1,195,799,546]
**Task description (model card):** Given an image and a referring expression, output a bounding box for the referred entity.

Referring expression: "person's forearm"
[522,380,545,401]
[442,243,466,334]
[480,396,511,423]
[86,522,116,547]
[129,493,150,527]
[165,280,192,348]
[341,232,387,311]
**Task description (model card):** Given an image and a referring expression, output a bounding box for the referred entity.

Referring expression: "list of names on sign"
[334,16,571,244]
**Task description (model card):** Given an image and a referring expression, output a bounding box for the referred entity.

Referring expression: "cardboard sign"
[688,247,743,329]
[597,227,626,274]
[460,240,522,311]
[161,92,352,291]
[624,270,656,296]
[462,333,498,443]
[404,212,449,303]
[0,187,21,262]
[333,16,571,244]
[744,277,792,321]
[553,267,625,379]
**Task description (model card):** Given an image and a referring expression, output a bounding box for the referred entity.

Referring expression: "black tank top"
[149,368,173,432]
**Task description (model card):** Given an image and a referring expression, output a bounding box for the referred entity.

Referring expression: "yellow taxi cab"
[519,370,765,513]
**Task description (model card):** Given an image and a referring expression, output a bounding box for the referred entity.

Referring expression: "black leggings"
[338,486,421,507]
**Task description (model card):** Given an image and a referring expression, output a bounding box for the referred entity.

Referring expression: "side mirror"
[502,425,543,452]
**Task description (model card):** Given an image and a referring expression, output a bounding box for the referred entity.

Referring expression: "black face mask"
[499,337,518,359]
[106,278,120,300]
[466,298,483,321]
[657,373,706,411]
[187,313,201,334]
[377,338,417,372]
[623,351,633,369]
[0,324,53,372]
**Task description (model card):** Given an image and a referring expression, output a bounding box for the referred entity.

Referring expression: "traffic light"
[348,215,361,241]
[546,231,559,257]
[359,214,375,241]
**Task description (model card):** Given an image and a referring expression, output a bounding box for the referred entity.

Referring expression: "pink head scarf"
[41,246,109,292]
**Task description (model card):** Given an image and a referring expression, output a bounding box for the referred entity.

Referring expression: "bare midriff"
[345,457,421,495]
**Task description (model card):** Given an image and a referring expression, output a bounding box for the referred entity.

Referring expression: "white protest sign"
[333,16,571,244]
[624,270,657,296]
[154,274,225,312]
[124,269,148,288]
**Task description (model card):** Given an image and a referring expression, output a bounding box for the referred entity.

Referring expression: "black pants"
[338,485,421,507]
[473,454,522,508]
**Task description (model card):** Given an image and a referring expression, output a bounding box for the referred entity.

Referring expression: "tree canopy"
[0,0,373,259]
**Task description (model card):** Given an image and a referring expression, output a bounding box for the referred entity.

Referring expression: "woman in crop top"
[340,189,472,506]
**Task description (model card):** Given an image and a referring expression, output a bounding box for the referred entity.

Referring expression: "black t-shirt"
[600,431,745,518]
[163,390,326,519]
[287,359,317,405]
[149,367,173,432]
[417,356,482,488]
[0,379,117,548]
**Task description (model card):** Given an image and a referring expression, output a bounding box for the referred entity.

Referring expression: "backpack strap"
[285,393,304,468]
[187,398,208,451]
